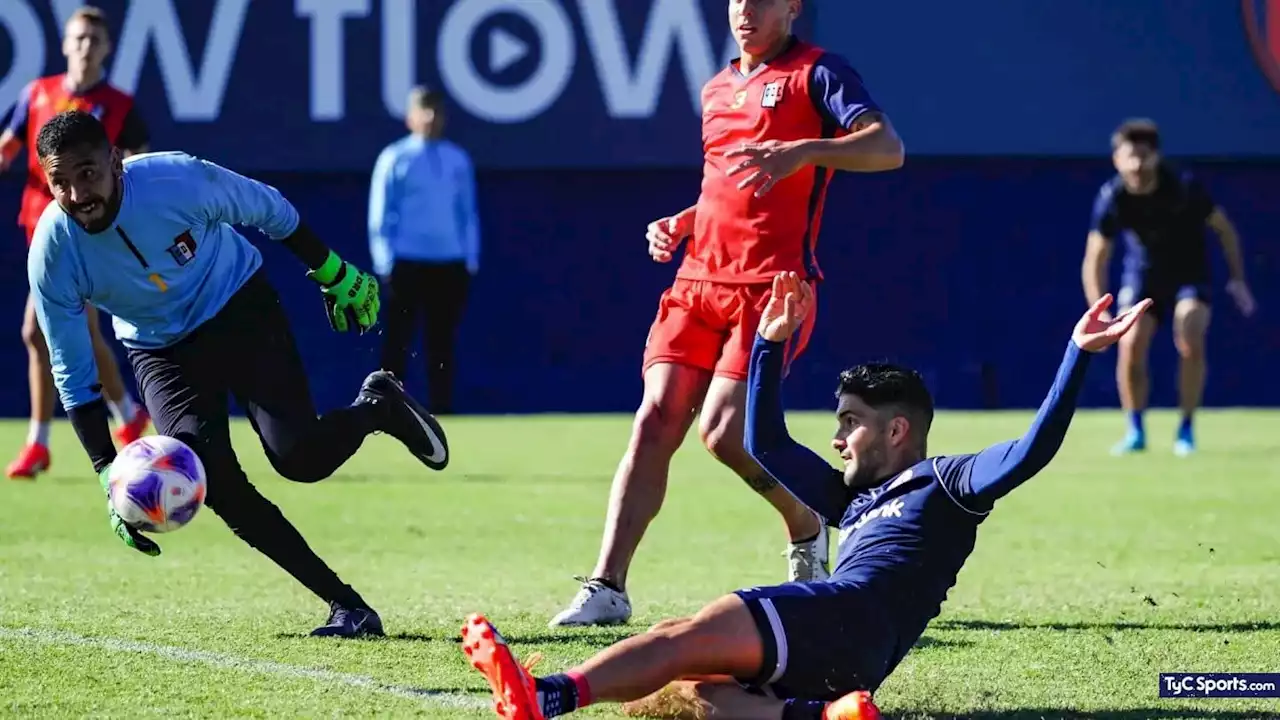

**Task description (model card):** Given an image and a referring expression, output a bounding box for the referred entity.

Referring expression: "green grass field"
[2,410,1279,719]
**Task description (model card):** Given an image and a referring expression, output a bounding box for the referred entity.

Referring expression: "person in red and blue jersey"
[0,6,151,479]
[460,273,1153,720]
[1082,119,1256,456]
[552,0,905,629]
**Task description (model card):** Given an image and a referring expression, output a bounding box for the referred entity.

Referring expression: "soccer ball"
[108,435,207,533]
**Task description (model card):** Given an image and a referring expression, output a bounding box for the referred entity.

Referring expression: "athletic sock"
[536,672,591,717]
[1127,409,1145,436]
[1178,413,1194,438]
[27,421,50,448]
[107,396,139,425]
[783,698,828,720]
[590,577,623,594]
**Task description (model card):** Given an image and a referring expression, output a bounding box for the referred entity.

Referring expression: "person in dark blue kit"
[29,111,450,638]
[1082,119,1256,457]
[457,272,1151,720]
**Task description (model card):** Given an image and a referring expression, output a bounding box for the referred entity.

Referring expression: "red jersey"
[680,40,881,284]
[6,75,148,233]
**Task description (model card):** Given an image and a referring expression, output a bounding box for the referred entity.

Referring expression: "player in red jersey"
[0,7,151,479]
[551,0,904,627]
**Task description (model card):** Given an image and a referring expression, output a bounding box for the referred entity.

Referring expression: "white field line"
[0,626,490,711]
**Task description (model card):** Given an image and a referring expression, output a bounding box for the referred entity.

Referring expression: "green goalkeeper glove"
[98,466,161,557]
[306,251,380,334]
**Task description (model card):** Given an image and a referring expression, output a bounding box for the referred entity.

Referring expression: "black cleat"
[310,603,385,638]
[356,370,449,470]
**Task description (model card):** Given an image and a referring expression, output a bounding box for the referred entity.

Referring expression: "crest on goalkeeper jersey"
[167,230,197,266]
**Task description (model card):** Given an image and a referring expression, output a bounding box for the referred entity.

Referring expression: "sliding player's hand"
[307,254,381,334]
[758,271,813,342]
[98,466,161,556]
[1226,279,1256,317]
[647,213,692,263]
[725,140,808,197]
[1072,293,1152,353]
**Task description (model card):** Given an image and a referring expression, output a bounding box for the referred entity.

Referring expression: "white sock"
[27,421,50,447]
[107,396,138,425]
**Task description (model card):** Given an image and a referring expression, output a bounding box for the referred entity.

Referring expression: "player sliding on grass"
[462,272,1151,720]
[30,110,449,638]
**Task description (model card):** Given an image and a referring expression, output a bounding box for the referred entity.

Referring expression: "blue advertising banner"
[0,0,794,170]
[819,0,1280,159]
[0,0,1277,167]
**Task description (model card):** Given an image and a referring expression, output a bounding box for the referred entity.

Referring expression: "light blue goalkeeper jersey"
[29,151,301,410]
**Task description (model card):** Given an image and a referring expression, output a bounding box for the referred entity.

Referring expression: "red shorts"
[22,223,35,245]
[642,278,817,381]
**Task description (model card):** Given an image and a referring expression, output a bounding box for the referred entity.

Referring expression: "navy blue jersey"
[745,334,1090,649]
[1091,164,1216,284]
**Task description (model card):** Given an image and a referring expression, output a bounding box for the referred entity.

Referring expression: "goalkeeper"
[28,111,450,638]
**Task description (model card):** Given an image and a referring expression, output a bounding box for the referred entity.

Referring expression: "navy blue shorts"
[733,582,897,701]
[1119,276,1209,326]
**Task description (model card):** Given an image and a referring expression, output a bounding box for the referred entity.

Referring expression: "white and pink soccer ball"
[107,435,207,533]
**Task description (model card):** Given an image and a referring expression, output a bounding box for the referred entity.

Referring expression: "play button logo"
[489,28,528,75]
[438,0,576,124]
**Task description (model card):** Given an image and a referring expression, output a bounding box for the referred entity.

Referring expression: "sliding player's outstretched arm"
[941,294,1153,512]
[745,273,850,524]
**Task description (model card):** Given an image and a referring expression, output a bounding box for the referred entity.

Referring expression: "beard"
[842,442,887,488]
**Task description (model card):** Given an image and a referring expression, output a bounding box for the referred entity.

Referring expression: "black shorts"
[734,582,899,701]
[1119,275,1210,326]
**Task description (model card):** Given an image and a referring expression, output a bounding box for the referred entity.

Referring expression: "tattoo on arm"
[744,472,780,494]
[849,112,884,133]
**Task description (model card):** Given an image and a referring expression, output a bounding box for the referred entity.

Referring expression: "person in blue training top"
[368,86,479,415]
[456,272,1151,720]
[1083,119,1256,457]
[29,110,450,639]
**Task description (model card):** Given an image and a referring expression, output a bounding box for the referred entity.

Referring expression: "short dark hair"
[35,111,109,160]
[409,86,444,110]
[836,362,935,447]
[1112,118,1160,151]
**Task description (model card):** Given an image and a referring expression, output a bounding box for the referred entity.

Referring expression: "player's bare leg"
[700,376,826,581]
[9,295,56,478]
[86,305,150,446]
[550,363,711,626]
[469,596,884,720]
[1112,312,1157,455]
[564,596,761,702]
[9,296,56,478]
[477,595,761,717]
[9,298,150,479]
[1171,298,1210,456]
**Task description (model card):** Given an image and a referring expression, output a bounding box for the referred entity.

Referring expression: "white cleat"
[548,577,632,627]
[787,524,830,582]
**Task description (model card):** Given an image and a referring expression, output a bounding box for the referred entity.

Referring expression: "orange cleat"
[461,614,546,720]
[6,443,50,480]
[824,690,882,720]
[114,407,151,447]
